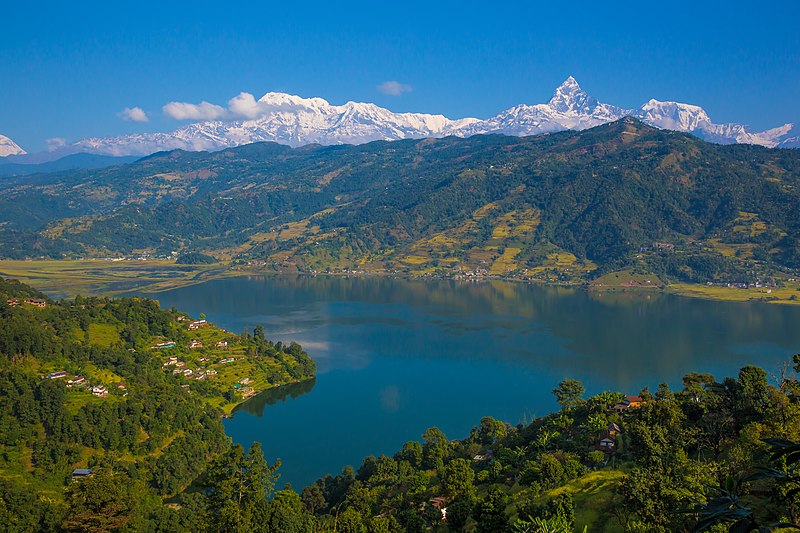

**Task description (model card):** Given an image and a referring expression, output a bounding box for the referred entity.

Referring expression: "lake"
[153,275,800,490]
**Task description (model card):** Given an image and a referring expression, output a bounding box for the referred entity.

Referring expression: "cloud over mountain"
[9,78,797,160]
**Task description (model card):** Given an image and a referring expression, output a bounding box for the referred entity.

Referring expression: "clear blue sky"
[2,0,798,152]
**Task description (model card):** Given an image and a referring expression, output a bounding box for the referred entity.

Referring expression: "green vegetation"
[176,252,218,265]
[0,276,315,531]
[294,363,800,532]
[4,273,800,531]
[1,120,799,293]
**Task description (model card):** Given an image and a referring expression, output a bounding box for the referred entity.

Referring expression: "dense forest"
[0,277,315,531]
[1,119,800,285]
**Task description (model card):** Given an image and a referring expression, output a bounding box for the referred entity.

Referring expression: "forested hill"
[2,118,800,284]
[0,277,315,530]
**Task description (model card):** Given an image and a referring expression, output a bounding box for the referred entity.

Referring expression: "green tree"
[552,379,586,411]
[473,486,510,533]
[442,458,475,499]
[205,442,280,533]
[62,471,138,532]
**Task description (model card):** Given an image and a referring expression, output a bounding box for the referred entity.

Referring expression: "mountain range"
[1,118,799,286]
[3,77,797,162]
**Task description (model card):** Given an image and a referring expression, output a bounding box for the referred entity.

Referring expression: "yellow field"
[0,259,234,297]
[669,282,800,305]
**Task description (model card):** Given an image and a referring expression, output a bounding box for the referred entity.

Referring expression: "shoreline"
[1,258,798,306]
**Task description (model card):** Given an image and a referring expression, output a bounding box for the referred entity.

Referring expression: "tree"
[62,471,138,532]
[552,379,586,411]
[442,458,475,499]
[265,489,314,533]
[473,486,510,533]
[422,427,450,469]
[205,442,280,532]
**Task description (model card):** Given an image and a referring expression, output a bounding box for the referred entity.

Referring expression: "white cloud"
[46,138,68,152]
[118,106,149,123]
[162,100,228,120]
[227,92,263,119]
[377,81,413,96]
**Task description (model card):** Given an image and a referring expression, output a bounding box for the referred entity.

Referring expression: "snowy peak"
[548,76,599,114]
[24,78,797,161]
[0,134,26,157]
[636,99,712,131]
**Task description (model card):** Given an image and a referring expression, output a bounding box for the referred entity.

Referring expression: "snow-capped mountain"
[452,76,632,137]
[0,134,26,157]
[66,94,479,157]
[19,78,798,161]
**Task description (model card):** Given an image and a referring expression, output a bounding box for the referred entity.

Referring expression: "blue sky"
[2,0,799,152]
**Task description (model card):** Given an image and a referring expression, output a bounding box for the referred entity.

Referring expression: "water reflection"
[233,379,317,417]
[152,275,800,489]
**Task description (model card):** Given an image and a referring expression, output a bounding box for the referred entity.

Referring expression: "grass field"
[668,282,800,305]
[542,469,626,532]
[0,259,235,297]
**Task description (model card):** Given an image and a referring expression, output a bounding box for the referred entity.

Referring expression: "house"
[597,433,616,452]
[188,319,207,331]
[151,341,176,349]
[71,468,93,482]
[172,369,182,375]
[206,369,218,376]
[6,298,19,306]
[188,340,203,349]
[25,297,47,308]
[614,395,644,413]
[238,377,252,385]
[216,340,228,348]
[473,450,494,461]
[607,422,622,436]
[183,369,193,376]
[175,361,186,368]
[67,376,86,388]
[48,371,67,380]
[92,385,108,398]
[177,316,187,322]
[430,496,448,521]
[219,357,235,364]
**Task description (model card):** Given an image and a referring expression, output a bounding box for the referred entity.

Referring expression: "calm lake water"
[153,275,800,490]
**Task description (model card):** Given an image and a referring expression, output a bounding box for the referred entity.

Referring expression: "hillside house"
[66,376,86,388]
[6,298,19,306]
[92,385,108,398]
[473,450,494,461]
[48,371,67,380]
[25,297,47,308]
[597,433,616,452]
[71,468,93,482]
[216,340,228,348]
[188,340,203,349]
[151,341,176,349]
[188,319,207,331]
[183,369,193,376]
[614,395,644,413]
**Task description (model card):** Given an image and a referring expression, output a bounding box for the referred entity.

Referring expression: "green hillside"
[0,277,315,529]
[2,119,800,286]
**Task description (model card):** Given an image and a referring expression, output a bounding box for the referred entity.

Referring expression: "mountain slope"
[0,153,139,178]
[0,133,26,157]
[24,78,798,161]
[2,119,800,285]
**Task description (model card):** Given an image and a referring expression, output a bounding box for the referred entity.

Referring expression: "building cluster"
[6,297,47,308]
[45,371,120,398]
